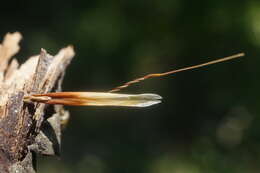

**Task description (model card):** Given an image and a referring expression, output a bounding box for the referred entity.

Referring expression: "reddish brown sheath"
[25,92,162,107]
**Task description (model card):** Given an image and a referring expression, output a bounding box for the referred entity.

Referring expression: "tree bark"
[0,32,75,172]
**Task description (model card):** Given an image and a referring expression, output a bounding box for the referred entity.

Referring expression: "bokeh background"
[0,0,259,172]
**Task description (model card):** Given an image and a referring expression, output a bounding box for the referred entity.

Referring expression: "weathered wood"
[0,32,75,172]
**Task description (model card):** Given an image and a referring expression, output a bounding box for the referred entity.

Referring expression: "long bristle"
[109,53,244,92]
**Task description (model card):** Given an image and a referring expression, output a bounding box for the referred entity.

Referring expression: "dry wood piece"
[0,32,75,173]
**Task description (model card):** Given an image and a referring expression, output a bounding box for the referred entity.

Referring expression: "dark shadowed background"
[0,0,259,172]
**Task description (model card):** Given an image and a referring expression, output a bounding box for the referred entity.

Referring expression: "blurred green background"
[0,0,259,172]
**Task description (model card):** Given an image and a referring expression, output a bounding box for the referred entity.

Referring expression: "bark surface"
[0,32,74,172]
